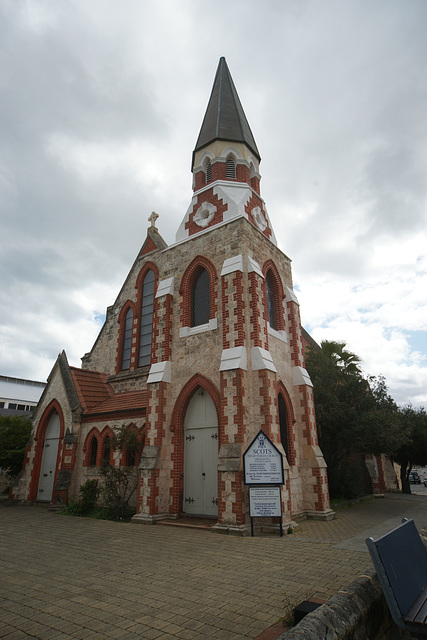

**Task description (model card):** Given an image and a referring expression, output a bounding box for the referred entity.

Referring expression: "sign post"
[243,430,284,537]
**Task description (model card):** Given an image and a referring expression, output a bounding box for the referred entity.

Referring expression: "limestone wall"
[277,571,408,640]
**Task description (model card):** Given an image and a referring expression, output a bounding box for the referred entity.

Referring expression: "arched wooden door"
[37,412,60,501]
[183,388,218,516]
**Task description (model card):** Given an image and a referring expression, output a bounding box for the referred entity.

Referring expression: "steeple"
[192,57,260,169]
[176,58,277,246]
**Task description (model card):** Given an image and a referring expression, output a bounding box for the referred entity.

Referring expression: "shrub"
[63,479,100,516]
[99,463,138,521]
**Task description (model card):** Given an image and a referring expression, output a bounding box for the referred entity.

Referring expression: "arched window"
[103,436,111,464]
[90,437,98,467]
[266,271,276,330]
[278,394,289,459]
[121,308,133,370]
[192,268,210,326]
[138,269,155,367]
[206,159,212,183]
[225,154,236,179]
[126,446,136,467]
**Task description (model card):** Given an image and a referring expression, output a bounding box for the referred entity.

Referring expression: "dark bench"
[366,518,427,636]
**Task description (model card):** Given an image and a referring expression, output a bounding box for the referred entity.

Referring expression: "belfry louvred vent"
[226,155,236,179]
[206,159,212,183]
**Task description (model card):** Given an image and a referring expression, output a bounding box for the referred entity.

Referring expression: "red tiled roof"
[70,367,147,417]
[87,390,148,416]
[70,368,113,412]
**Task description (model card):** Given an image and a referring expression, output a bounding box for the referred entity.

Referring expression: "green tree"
[306,340,402,499]
[393,405,427,494]
[0,415,32,478]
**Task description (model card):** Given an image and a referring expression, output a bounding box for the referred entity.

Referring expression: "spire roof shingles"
[193,57,260,165]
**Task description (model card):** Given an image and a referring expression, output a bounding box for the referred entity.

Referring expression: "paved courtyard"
[2,494,427,639]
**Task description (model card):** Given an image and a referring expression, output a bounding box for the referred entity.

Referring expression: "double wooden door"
[183,390,218,517]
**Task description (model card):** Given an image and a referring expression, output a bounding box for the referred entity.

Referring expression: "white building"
[0,375,46,417]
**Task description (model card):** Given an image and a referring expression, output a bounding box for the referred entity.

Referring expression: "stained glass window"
[121,308,133,370]
[138,270,155,367]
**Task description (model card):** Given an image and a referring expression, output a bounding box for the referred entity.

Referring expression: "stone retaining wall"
[277,570,410,640]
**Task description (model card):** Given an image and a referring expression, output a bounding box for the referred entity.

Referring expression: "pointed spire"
[193,57,260,167]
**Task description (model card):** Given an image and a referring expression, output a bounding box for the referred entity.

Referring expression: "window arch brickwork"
[135,263,159,369]
[276,382,296,466]
[262,260,285,332]
[28,400,65,501]
[99,426,115,465]
[180,256,218,329]
[83,428,101,467]
[170,374,221,515]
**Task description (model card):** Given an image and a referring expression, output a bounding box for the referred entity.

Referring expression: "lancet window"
[192,268,210,327]
[138,269,155,367]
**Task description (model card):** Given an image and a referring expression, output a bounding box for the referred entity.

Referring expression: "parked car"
[409,471,421,484]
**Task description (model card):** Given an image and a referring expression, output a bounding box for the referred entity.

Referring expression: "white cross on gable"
[148,211,159,228]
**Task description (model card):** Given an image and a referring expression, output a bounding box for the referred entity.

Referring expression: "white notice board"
[243,430,284,485]
[249,486,282,518]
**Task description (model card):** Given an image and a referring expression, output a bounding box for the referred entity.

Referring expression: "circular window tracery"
[194,202,217,228]
[252,206,267,231]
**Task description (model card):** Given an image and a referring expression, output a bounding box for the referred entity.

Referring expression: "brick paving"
[1,494,427,639]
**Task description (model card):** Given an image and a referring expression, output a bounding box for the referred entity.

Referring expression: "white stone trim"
[247,154,260,174]
[285,286,299,305]
[219,347,247,371]
[179,318,218,338]
[252,206,267,232]
[221,255,243,277]
[147,361,171,384]
[251,347,277,372]
[219,145,244,160]
[247,257,264,278]
[267,324,287,343]
[291,366,313,387]
[155,277,174,298]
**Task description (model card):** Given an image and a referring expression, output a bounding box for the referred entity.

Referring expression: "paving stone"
[2,496,427,640]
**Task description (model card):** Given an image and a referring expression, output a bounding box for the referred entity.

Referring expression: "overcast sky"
[1,0,427,408]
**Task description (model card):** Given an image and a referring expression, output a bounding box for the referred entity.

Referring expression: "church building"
[12,58,334,533]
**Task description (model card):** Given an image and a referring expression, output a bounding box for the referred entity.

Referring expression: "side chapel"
[13,58,334,533]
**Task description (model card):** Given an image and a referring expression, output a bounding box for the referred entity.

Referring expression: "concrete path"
[1,494,427,640]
